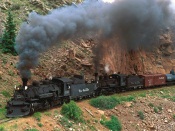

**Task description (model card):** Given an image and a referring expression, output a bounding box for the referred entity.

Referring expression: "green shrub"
[60,116,73,128]
[90,96,120,110]
[0,126,5,131]
[118,95,135,102]
[61,101,83,122]
[1,90,11,98]
[158,106,163,111]
[37,123,43,127]
[154,107,159,113]
[138,93,146,97]
[0,108,6,118]
[173,114,175,119]
[171,96,175,102]
[100,115,122,131]
[148,103,154,107]
[138,111,144,120]
[33,112,41,121]
[11,4,20,10]
[44,111,52,116]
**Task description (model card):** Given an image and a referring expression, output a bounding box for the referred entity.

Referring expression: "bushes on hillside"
[90,96,120,110]
[90,95,136,110]
[100,115,122,131]
[61,100,83,122]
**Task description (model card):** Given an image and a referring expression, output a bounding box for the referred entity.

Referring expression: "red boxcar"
[140,74,166,87]
[153,74,166,86]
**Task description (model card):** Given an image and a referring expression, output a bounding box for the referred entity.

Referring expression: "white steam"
[104,64,110,73]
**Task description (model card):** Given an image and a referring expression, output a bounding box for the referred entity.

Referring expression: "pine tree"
[1,10,17,55]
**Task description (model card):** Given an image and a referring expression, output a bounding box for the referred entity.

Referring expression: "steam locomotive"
[6,70,175,118]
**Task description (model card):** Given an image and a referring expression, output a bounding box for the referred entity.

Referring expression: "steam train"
[6,70,175,118]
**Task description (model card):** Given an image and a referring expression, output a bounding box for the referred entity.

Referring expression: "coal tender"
[6,75,97,117]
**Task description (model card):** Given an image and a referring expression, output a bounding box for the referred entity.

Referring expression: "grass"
[33,112,42,121]
[0,108,6,118]
[173,114,175,119]
[148,103,154,107]
[153,107,159,113]
[90,95,135,110]
[44,111,52,116]
[1,90,11,98]
[100,115,122,131]
[90,96,120,110]
[37,123,43,127]
[61,100,83,122]
[0,126,5,131]
[24,129,39,131]
[138,111,144,120]
[60,116,73,128]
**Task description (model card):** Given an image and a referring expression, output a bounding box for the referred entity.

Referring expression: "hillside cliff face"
[0,0,175,79]
[98,29,175,75]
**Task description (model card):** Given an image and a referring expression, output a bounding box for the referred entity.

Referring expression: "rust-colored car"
[140,74,166,87]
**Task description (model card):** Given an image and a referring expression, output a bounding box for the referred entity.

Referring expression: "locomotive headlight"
[17,87,20,90]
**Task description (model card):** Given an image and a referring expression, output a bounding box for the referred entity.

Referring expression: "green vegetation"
[44,111,52,116]
[25,129,39,131]
[60,116,73,128]
[61,101,83,122]
[154,107,159,113]
[0,10,17,55]
[138,111,144,120]
[90,95,135,110]
[173,114,175,119]
[1,90,11,98]
[148,103,154,108]
[0,108,6,118]
[90,96,120,110]
[37,123,43,127]
[0,126,5,131]
[100,115,122,131]
[157,106,163,111]
[33,112,42,121]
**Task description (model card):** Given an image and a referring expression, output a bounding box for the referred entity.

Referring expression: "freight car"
[6,75,97,117]
[140,74,166,87]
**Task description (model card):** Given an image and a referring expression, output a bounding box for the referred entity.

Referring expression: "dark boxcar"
[153,74,166,86]
[126,75,144,89]
[140,74,154,87]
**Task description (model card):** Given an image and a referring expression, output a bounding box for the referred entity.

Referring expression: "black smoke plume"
[15,0,174,78]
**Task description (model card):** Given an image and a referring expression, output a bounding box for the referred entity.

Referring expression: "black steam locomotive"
[6,75,98,117]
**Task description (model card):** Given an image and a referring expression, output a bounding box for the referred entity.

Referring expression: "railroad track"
[0,118,14,124]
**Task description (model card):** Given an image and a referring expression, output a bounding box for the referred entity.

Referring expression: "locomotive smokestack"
[22,78,28,87]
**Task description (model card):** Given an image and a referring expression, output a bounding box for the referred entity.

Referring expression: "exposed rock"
[167,109,172,113]
[68,49,75,59]
[81,60,92,67]
[124,102,132,107]
[0,4,8,10]
[97,110,104,115]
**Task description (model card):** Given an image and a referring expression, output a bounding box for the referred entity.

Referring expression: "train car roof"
[57,77,73,83]
[110,74,127,77]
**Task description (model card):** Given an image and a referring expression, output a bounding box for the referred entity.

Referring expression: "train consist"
[6,70,175,117]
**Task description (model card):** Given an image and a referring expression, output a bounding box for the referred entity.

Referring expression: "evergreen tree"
[1,10,17,55]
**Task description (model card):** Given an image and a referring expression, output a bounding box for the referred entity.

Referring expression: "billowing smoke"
[15,0,174,78]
